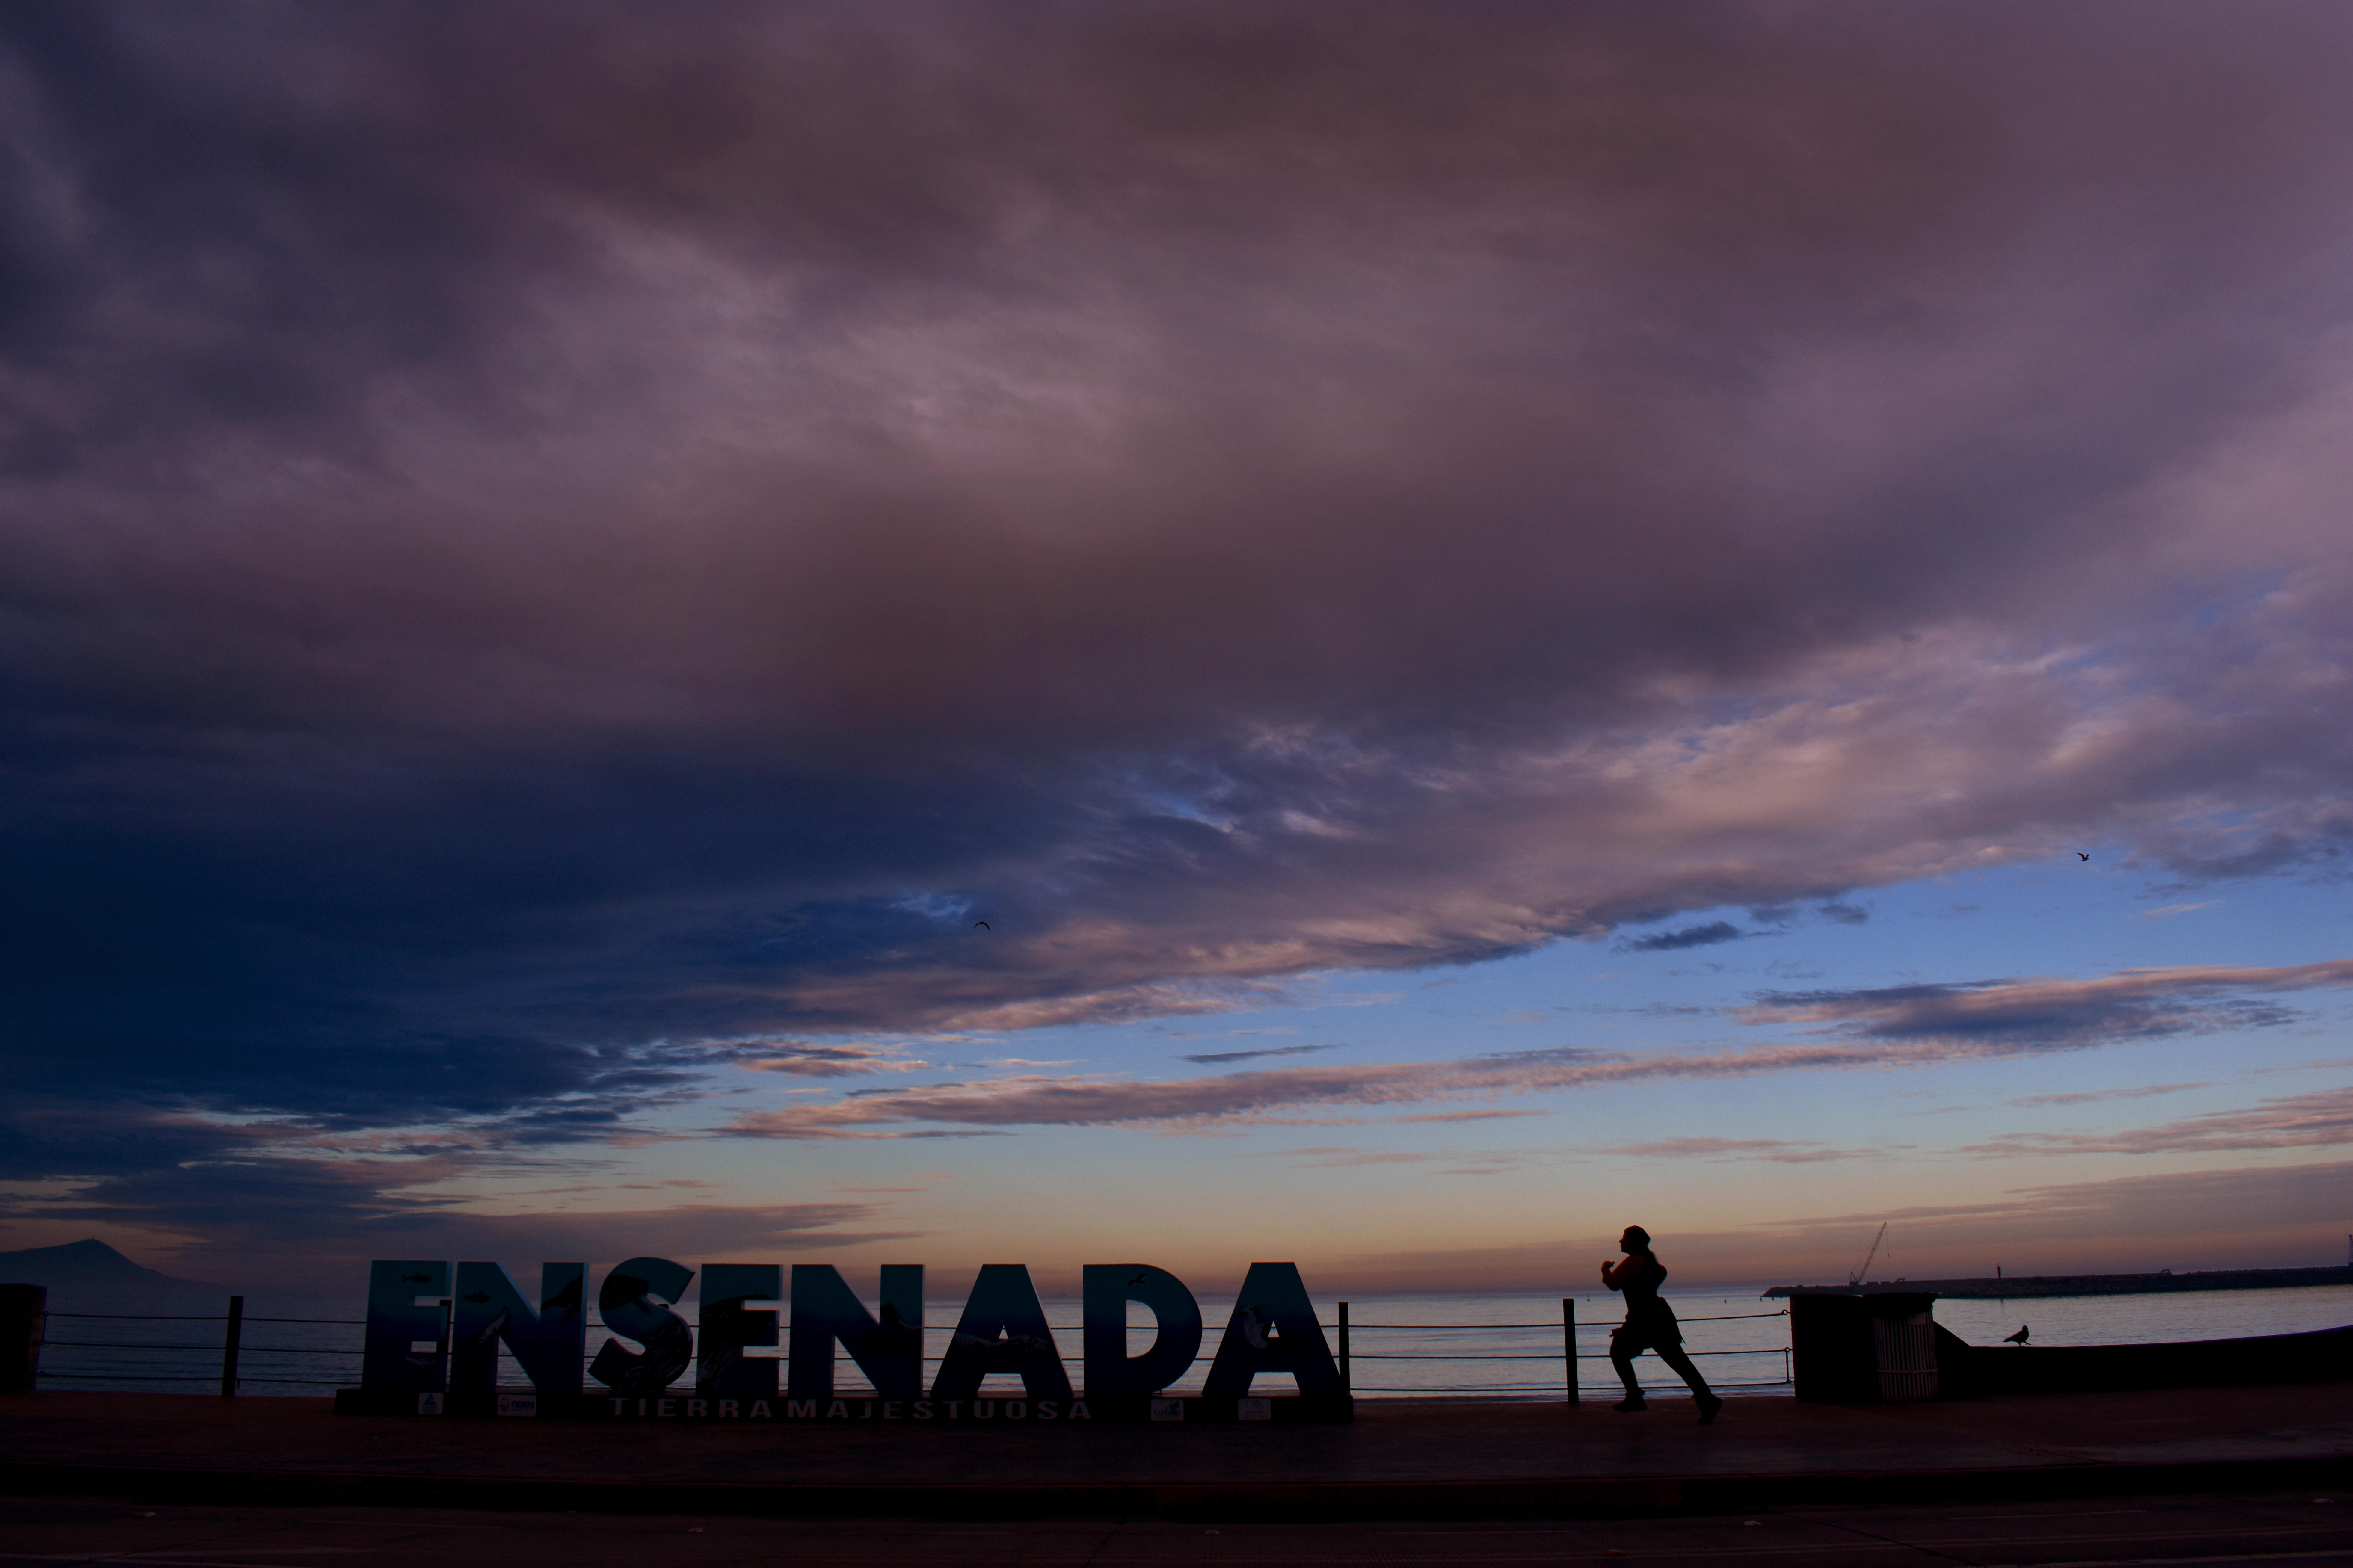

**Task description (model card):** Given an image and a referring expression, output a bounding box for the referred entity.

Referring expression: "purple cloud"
[1743,960,2353,1046]
[1591,1137,1885,1164]
[1963,1086,2353,1158]
[5,3,2353,1234]
[714,958,2353,1136]
[2007,1083,2210,1107]
[1179,1043,1343,1065]
[1616,921,1747,953]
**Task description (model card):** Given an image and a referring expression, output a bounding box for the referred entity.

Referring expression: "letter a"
[1201,1262,1344,1397]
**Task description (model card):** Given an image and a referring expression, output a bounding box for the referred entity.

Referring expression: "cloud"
[0,1098,919,1284]
[738,1042,939,1078]
[1615,921,1746,953]
[1179,1043,1342,1065]
[2006,1082,2209,1106]
[7,4,2353,1237]
[2145,902,2217,919]
[1390,1109,1549,1124]
[1741,960,2353,1047]
[715,957,2353,1137]
[1962,1085,2353,1158]
[1590,1137,1885,1164]
[1275,1149,1457,1169]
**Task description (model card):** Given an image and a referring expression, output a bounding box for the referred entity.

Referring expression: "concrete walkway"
[4,1385,2348,1520]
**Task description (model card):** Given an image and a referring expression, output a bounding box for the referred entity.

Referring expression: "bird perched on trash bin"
[2003,1325,2030,1345]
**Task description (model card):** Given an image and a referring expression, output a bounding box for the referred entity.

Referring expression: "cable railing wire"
[1351,1310,1787,1328]
[28,1296,1795,1401]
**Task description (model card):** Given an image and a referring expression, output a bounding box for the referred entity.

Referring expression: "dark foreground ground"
[4,1489,2349,1566]
[3,1384,2347,1524]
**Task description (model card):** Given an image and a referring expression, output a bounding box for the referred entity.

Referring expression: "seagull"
[2003,1325,2030,1345]
[973,920,990,929]
[2077,852,2090,861]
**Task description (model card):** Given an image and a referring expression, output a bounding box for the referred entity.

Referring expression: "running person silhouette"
[1600,1225,1724,1423]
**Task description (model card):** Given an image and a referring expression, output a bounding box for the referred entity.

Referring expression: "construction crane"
[1849,1222,1887,1286]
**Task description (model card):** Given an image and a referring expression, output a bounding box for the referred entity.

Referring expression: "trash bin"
[1870,1306,1937,1401]
[1791,1291,1938,1402]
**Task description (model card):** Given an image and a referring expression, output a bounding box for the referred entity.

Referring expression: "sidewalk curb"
[5,1456,2347,1520]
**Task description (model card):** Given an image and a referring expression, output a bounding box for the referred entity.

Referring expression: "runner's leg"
[1609,1331,1644,1399]
[1654,1340,1713,1399]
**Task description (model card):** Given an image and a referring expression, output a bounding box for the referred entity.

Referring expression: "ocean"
[30,1281,2353,1401]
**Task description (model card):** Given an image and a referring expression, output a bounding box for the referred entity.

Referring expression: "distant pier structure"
[1769,1264,2353,1301]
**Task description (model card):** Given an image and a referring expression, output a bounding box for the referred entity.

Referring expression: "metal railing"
[35,1299,367,1395]
[29,1296,1794,1401]
[1333,1299,1793,1398]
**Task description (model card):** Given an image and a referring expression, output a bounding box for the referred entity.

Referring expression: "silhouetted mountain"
[0,1237,217,1294]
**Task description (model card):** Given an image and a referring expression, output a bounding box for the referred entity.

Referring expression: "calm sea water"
[33,1282,2353,1400]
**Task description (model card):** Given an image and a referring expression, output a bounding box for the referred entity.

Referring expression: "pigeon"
[2077,852,2090,861]
[2003,1325,2030,1345]
[1239,1305,1271,1349]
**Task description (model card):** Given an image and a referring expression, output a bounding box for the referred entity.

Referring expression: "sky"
[3,1,2350,1299]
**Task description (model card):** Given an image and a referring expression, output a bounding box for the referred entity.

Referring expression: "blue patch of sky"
[653,854,2353,1240]
[944,858,2336,1122]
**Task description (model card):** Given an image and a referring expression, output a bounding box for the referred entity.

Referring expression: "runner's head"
[1620,1225,1651,1254]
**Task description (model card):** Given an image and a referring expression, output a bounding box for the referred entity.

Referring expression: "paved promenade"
[3,1385,2348,1520]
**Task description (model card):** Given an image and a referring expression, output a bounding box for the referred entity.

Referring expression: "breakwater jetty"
[1766,1265,2353,1300]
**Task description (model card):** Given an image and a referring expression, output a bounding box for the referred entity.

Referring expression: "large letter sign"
[1082,1263,1202,1396]
[450,1261,584,1395]
[590,1257,696,1396]
[351,1253,1351,1422]
[1202,1261,1345,1397]
[931,1263,1071,1402]
[694,1263,782,1399]
[788,1264,923,1401]
[362,1260,450,1392]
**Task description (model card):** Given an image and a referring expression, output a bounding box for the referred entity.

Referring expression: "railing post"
[219,1295,244,1397]
[1562,1296,1577,1404]
[1338,1301,1350,1391]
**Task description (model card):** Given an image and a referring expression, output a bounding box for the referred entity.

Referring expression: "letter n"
[787,1265,922,1400]
[450,1263,586,1395]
